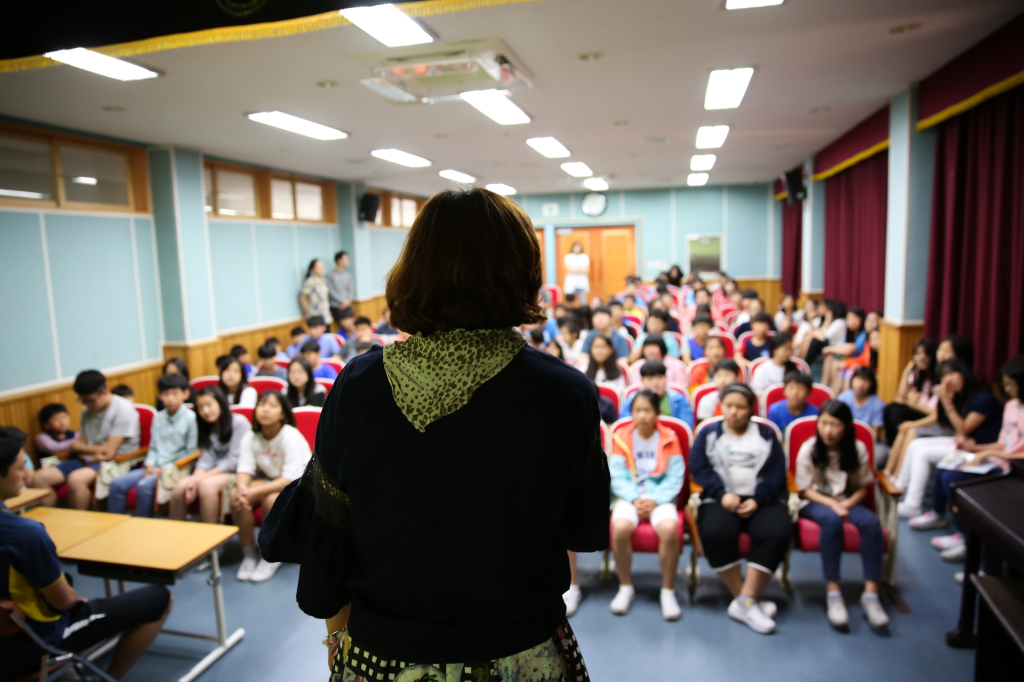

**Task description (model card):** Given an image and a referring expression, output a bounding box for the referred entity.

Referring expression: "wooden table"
[5,487,51,512]
[24,507,128,553]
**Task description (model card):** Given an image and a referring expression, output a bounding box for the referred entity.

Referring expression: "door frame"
[532,216,645,287]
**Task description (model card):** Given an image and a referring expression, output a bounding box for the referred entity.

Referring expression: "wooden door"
[554,226,635,303]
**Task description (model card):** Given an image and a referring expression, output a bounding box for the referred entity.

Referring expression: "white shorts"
[611,498,678,530]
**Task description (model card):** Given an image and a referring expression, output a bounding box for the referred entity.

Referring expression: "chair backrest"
[542,284,562,308]
[784,416,877,511]
[292,406,321,451]
[622,383,641,409]
[761,382,835,416]
[321,358,344,373]
[598,385,620,414]
[190,376,221,391]
[249,377,287,396]
[611,416,694,500]
[622,334,634,354]
[333,334,346,348]
[690,382,719,416]
[315,378,335,395]
[230,405,254,424]
[687,358,709,389]
[624,320,643,336]
[668,382,689,397]
[623,314,644,328]
[600,421,610,453]
[135,404,156,449]
[809,383,835,407]
[737,330,776,354]
[663,331,684,350]
[616,357,630,378]
[723,309,739,326]
[748,357,770,380]
[708,330,736,358]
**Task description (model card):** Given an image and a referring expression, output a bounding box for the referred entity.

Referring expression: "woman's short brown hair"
[385,188,545,334]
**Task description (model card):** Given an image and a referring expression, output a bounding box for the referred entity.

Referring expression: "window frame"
[204,159,335,224]
[365,188,425,229]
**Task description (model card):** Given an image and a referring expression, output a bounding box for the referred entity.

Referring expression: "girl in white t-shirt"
[563,242,591,298]
[580,335,626,391]
[231,390,311,583]
[749,332,800,396]
[218,357,257,408]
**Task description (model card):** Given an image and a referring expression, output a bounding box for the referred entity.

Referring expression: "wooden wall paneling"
[353,295,387,323]
[735,278,783,314]
[163,319,304,378]
[878,320,924,403]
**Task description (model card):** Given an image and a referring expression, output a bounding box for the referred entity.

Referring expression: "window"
[295,181,323,221]
[214,168,258,217]
[0,134,54,201]
[203,160,333,223]
[59,144,130,206]
[688,235,721,277]
[371,190,423,228]
[271,178,295,219]
[204,166,214,212]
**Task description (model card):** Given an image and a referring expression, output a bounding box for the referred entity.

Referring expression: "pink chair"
[543,284,562,308]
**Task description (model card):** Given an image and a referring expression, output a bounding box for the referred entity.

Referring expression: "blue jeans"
[933,469,984,535]
[800,502,884,582]
[108,468,158,517]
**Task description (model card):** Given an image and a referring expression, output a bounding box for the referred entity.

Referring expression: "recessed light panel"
[247,112,348,140]
[691,155,716,171]
[71,176,98,185]
[439,169,475,183]
[704,68,754,110]
[460,90,531,125]
[726,0,784,9]
[561,162,593,178]
[526,137,571,158]
[340,4,433,47]
[371,148,431,167]
[687,173,710,186]
[45,48,158,81]
[485,183,517,195]
[583,178,609,191]
[696,125,730,149]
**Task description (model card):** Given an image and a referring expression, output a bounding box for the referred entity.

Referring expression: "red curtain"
[924,85,1024,381]
[781,199,802,295]
[823,150,888,311]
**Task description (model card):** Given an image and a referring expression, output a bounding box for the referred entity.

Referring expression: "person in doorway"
[563,241,591,301]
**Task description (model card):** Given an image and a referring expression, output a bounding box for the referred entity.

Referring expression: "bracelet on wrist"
[322,628,345,648]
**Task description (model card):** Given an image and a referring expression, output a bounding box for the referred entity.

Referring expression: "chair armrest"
[689,481,704,495]
[114,447,148,464]
[787,470,800,494]
[174,450,201,469]
[875,470,903,499]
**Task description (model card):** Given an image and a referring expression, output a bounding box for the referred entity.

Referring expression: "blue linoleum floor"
[63,516,973,682]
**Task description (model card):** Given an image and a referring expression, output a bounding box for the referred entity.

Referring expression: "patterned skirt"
[330,620,589,682]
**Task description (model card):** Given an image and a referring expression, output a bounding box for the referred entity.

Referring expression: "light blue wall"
[173,149,215,341]
[133,217,163,361]
[726,185,772,278]
[208,221,260,331]
[368,228,408,293]
[771,199,784,279]
[148,149,186,343]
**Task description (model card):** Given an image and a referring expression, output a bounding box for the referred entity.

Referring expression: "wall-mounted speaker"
[784,169,807,204]
[358,193,381,222]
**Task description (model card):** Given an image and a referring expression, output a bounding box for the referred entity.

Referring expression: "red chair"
[603,416,697,578]
[598,385,620,415]
[321,358,344,374]
[748,357,812,389]
[190,376,220,391]
[542,284,562,308]
[249,377,287,396]
[615,357,630,379]
[723,310,739,327]
[315,378,335,395]
[230,405,254,423]
[709,330,736,358]
[663,331,685,354]
[624,320,643,337]
[761,382,835,417]
[621,334,634,354]
[622,384,641,408]
[623,314,644,328]
[736,330,776,360]
[690,382,719,422]
[292,406,321,451]
[687,358,709,390]
[785,416,901,585]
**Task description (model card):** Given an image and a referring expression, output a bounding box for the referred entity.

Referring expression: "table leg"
[104,579,113,597]
[176,551,245,682]
[946,530,980,648]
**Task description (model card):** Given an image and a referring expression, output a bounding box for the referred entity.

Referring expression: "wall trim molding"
[0,206,155,219]
[213,317,304,338]
[38,213,62,381]
[0,359,164,401]
[882,317,925,327]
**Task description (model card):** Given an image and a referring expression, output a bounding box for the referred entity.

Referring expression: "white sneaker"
[827,592,849,628]
[236,554,258,581]
[909,511,948,530]
[932,533,964,551]
[610,585,635,615]
[728,596,776,634]
[941,544,967,563]
[861,593,889,629]
[250,558,280,582]
[758,600,778,619]
[897,501,922,519]
[563,585,582,617]
[660,589,681,621]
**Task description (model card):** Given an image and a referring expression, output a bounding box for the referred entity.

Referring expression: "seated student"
[682,290,716,330]
[286,326,308,359]
[795,401,889,629]
[631,335,688,386]
[30,371,141,511]
[543,303,568,340]
[170,386,251,524]
[695,359,741,423]
[526,327,546,350]
[287,356,327,408]
[690,384,790,634]
[895,358,1004,530]
[341,316,376,362]
[580,334,627,391]
[621,294,646,320]
[767,372,819,432]
[375,307,398,336]
[33,404,78,458]
[629,310,680,361]
[306,315,342,359]
[108,374,198,517]
[909,357,1024,568]
[821,307,867,392]
[608,389,685,620]
[256,343,288,380]
[0,427,173,680]
[557,318,585,365]
[155,358,195,411]
[799,300,847,366]
[110,384,134,401]
[232,391,311,583]
[336,308,357,341]
[619,360,694,425]
[749,332,799,396]
[230,344,255,378]
[544,339,566,361]
[580,307,632,360]
[775,293,803,330]
[689,336,728,390]
[301,340,339,380]
[218,356,258,407]
[263,336,290,363]
[883,338,938,445]
[736,312,774,366]
[838,367,887,448]
[683,314,714,363]
[354,341,375,356]
[731,290,760,329]
[608,301,636,340]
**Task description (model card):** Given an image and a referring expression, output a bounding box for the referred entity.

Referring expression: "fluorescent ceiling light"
[704,67,754,110]
[44,48,158,81]
[687,173,710,186]
[371,148,431,167]
[360,78,419,103]
[526,137,570,158]
[460,89,531,125]
[561,162,593,178]
[726,0,784,8]
[71,176,97,185]
[696,125,730,149]
[0,188,45,199]
[485,183,517,195]
[583,178,609,191]
[247,112,347,140]
[340,4,433,47]
[439,169,476,183]
[691,154,716,171]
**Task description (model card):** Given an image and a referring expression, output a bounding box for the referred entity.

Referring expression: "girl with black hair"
[688,335,728,389]
[883,338,939,444]
[749,332,800,396]
[169,386,251,523]
[798,299,848,365]
[690,384,790,634]
[821,307,867,391]
[156,357,195,410]
[287,356,327,408]
[838,367,886,444]
[218,356,257,407]
[796,400,888,630]
[895,358,1004,526]
[581,334,626,391]
[300,258,333,327]
[667,265,684,288]
[937,333,975,371]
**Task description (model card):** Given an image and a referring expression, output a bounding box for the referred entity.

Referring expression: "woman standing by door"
[563,241,591,304]
[300,258,333,327]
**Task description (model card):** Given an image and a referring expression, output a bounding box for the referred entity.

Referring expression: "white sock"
[242,545,258,560]
[566,584,581,595]
[862,592,880,604]
[827,590,843,601]
[661,588,676,595]
[617,585,635,594]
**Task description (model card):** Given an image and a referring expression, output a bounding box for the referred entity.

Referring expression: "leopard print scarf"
[382,328,527,432]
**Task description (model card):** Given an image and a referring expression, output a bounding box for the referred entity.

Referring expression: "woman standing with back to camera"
[260,188,609,682]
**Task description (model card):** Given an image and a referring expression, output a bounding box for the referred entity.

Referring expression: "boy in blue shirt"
[256,343,288,380]
[768,372,819,432]
[619,360,694,426]
[0,426,173,679]
[108,373,198,517]
[738,312,774,365]
[285,326,307,358]
[302,340,339,380]
[307,315,343,358]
